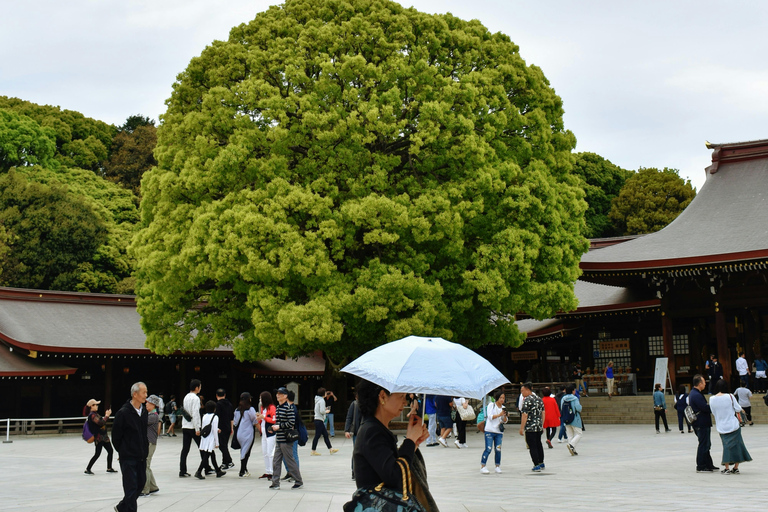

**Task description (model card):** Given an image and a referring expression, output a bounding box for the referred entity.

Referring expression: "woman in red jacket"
[541,387,561,449]
[256,391,277,479]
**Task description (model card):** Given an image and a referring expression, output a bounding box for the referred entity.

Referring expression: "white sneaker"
[494,466,502,474]
[461,443,468,448]
[454,439,461,449]
[480,467,490,474]
[438,437,448,447]
[557,439,564,443]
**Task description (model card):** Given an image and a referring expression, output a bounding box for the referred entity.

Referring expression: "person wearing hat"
[141,395,162,496]
[270,387,304,489]
[84,398,116,475]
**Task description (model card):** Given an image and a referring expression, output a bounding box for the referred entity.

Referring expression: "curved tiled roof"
[581,140,768,271]
[0,346,75,377]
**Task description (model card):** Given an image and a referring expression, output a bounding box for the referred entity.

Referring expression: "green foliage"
[0,109,57,171]
[133,0,589,360]
[103,124,157,195]
[609,167,696,235]
[119,114,155,134]
[0,96,115,174]
[0,170,110,291]
[571,152,633,238]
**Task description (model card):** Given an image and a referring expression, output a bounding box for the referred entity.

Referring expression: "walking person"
[234,392,257,477]
[311,387,338,455]
[256,390,276,479]
[215,389,235,470]
[179,379,204,477]
[753,354,768,392]
[140,395,161,496]
[733,384,754,426]
[736,352,750,388]
[83,399,117,475]
[673,385,693,433]
[165,395,177,437]
[541,386,560,448]
[519,383,545,471]
[604,361,615,398]
[452,396,469,448]
[344,392,362,479]
[480,389,507,474]
[709,379,752,473]
[572,362,588,397]
[689,374,718,472]
[435,395,454,447]
[112,382,149,512]
[708,356,723,394]
[562,384,583,455]
[281,389,303,482]
[270,387,304,489]
[195,400,226,479]
[653,383,671,433]
[424,394,438,446]
[324,389,338,437]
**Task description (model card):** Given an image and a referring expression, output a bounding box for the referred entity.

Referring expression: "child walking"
[196,401,226,479]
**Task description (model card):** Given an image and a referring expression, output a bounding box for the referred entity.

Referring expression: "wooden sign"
[510,351,538,361]
[600,340,630,351]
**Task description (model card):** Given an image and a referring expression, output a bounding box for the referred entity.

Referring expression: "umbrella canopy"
[341,336,509,399]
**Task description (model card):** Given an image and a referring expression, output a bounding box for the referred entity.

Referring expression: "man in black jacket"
[215,389,235,470]
[112,382,149,512]
[689,374,717,473]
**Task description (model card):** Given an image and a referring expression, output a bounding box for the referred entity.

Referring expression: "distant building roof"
[0,346,75,378]
[581,139,768,272]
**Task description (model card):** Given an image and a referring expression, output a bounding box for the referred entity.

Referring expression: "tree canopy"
[609,167,696,235]
[133,0,589,361]
[103,124,157,195]
[571,152,632,238]
[0,108,57,172]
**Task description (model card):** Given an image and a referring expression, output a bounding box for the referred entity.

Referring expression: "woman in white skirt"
[709,379,752,474]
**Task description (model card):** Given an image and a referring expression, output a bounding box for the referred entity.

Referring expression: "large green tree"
[609,167,696,235]
[103,123,157,195]
[133,0,589,361]
[0,171,109,291]
[571,152,632,238]
[0,108,57,171]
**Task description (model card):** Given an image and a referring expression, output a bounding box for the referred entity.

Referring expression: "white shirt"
[734,387,752,407]
[736,357,749,376]
[199,413,219,452]
[182,392,201,431]
[484,402,505,433]
[709,394,742,434]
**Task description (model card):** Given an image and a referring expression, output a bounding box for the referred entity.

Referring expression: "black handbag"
[343,457,426,512]
[284,428,300,443]
[231,416,242,450]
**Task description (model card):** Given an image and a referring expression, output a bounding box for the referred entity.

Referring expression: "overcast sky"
[3,0,767,191]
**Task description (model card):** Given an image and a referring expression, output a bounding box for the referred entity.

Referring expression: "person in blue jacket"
[673,385,693,433]
[424,394,438,446]
[653,383,671,433]
[561,385,583,456]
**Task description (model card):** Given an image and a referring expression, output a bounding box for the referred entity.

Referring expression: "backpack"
[82,418,95,443]
[295,406,308,446]
[561,400,576,425]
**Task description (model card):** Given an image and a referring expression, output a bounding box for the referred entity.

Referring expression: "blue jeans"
[325,413,335,436]
[481,432,503,466]
[558,419,567,440]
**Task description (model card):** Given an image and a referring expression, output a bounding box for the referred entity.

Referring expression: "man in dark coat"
[112,381,149,512]
[689,374,717,473]
[215,388,235,470]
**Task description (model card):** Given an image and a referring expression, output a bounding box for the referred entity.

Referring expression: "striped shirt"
[275,401,295,443]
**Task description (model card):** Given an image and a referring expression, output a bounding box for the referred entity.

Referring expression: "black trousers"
[180,428,201,473]
[87,440,114,471]
[218,430,232,465]
[654,409,669,431]
[742,406,752,422]
[116,457,146,512]
[694,425,714,470]
[546,427,557,441]
[455,416,466,444]
[312,419,332,450]
[525,430,544,466]
[197,450,221,475]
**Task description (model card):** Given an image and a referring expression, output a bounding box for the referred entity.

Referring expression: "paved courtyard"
[1,423,765,511]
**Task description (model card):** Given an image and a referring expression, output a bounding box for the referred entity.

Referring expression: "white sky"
[3,0,767,191]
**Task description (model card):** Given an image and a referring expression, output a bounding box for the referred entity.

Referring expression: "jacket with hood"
[561,393,583,429]
[314,395,327,421]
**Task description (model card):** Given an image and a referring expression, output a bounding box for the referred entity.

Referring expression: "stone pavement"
[1,424,766,512]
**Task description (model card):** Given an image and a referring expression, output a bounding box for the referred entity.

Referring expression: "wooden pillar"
[661,313,676,391]
[104,359,113,411]
[715,308,731,382]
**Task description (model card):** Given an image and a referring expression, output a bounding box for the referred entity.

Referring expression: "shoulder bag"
[343,457,426,512]
[730,394,746,427]
[458,403,476,421]
[231,413,242,450]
